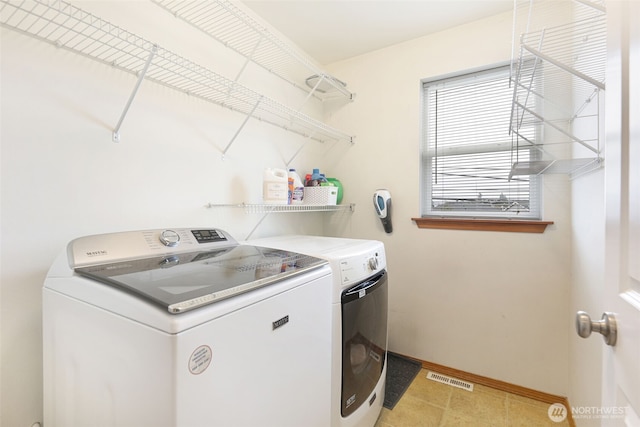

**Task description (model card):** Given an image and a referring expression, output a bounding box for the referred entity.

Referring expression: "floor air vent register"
[426,371,474,392]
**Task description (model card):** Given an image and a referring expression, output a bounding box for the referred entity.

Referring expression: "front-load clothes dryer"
[249,235,388,427]
[43,228,333,427]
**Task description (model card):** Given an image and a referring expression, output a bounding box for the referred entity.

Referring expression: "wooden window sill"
[411,217,554,233]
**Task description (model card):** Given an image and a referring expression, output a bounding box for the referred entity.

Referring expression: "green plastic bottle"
[326,178,343,204]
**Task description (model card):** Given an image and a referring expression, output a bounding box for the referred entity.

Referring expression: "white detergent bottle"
[263,168,289,204]
[288,169,304,204]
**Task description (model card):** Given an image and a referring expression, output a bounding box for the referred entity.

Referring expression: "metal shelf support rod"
[517,32,546,131]
[224,37,263,105]
[233,35,264,83]
[112,44,157,142]
[297,74,325,111]
[245,209,274,240]
[286,133,315,168]
[222,95,263,158]
[571,87,600,121]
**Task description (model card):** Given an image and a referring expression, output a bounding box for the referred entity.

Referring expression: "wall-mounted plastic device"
[373,189,392,233]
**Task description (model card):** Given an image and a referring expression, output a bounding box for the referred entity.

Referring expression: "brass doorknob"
[576,311,617,346]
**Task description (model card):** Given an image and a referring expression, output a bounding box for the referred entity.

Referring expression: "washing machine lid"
[68,228,326,314]
[75,245,326,313]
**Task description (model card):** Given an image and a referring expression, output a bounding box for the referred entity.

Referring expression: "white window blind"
[421,65,540,219]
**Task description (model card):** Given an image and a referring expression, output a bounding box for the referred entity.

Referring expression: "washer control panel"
[68,228,234,268]
[191,229,228,244]
[159,229,181,247]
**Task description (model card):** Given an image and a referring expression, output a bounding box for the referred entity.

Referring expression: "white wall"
[0,2,342,426]
[326,11,572,396]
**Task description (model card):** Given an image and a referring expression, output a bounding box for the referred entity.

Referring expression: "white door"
[601,1,640,425]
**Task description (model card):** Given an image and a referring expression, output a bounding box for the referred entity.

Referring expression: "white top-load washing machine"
[249,235,388,427]
[43,228,333,427]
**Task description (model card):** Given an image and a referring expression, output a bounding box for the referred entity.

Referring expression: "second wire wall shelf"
[0,0,354,148]
[151,0,355,102]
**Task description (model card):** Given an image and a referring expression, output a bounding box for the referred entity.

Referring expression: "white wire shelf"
[0,0,354,146]
[205,203,355,214]
[151,0,354,101]
[510,157,603,180]
[509,0,605,178]
[519,14,606,90]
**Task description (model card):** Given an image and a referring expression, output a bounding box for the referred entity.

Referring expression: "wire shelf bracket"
[113,45,157,142]
[221,95,263,159]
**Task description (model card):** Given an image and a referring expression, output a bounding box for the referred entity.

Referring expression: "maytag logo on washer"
[85,250,108,257]
[272,315,289,330]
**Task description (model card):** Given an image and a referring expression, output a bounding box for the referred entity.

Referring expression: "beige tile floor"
[375,368,571,427]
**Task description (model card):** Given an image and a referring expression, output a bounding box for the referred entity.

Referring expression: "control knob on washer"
[368,257,378,271]
[159,229,181,247]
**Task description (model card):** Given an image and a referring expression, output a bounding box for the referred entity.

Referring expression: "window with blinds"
[421,65,541,219]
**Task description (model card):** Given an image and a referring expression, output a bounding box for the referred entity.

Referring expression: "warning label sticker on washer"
[188,345,212,375]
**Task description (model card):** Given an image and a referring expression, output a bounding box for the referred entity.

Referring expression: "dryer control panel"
[337,249,385,287]
[67,228,236,268]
